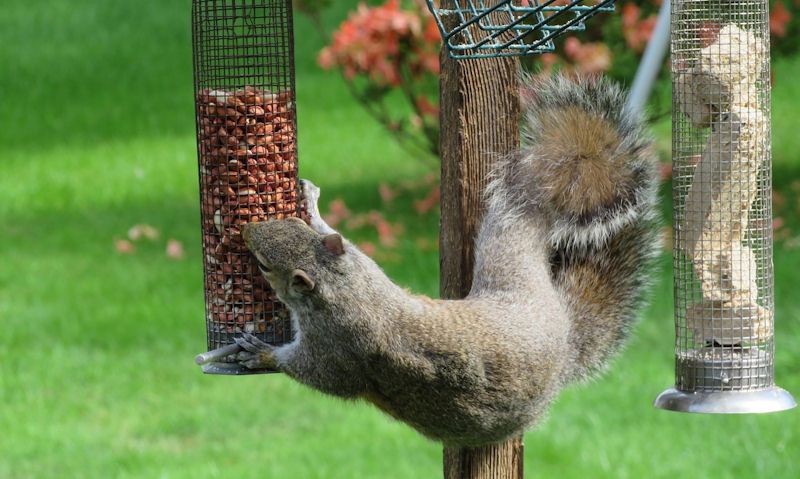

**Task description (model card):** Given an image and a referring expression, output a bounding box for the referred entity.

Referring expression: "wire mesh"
[426,0,615,58]
[671,0,773,392]
[192,0,298,373]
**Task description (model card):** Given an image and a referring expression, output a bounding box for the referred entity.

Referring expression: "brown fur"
[535,106,633,217]
[234,74,659,446]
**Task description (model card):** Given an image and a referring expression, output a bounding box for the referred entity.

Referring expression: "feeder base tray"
[202,362,278,376]
[654,386,796,414]
[677,348,772,389]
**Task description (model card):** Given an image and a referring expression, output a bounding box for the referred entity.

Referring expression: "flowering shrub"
[621,2,658,52]
[306,0,441,160]
[318,0,440,86]
[771,1,793,39]
[300,0,797,163]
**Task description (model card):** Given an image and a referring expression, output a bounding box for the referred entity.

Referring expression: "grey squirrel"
[233,75,659,447]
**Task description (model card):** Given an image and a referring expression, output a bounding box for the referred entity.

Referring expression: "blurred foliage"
[769,0,798,55]
[296,0,800,159]
[298,0,440,161]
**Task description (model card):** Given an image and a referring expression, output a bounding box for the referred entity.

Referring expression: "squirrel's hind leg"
[300,179,337,235]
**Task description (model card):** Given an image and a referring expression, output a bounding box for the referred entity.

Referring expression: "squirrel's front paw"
[300,179,321,215]
[234,333,277,370]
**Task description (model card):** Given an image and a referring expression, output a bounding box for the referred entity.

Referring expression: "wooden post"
[438,22,523,479]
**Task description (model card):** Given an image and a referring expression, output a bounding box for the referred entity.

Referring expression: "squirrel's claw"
[235,333,272,353]
[234,334,277,370]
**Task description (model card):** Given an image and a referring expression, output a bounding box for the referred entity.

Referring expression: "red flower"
[771,1,792,38]
[564,37,612,75]
[621,3,657,52]
[318,0,439,87]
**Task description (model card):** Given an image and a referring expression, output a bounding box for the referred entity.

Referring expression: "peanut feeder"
[192,0,299,374]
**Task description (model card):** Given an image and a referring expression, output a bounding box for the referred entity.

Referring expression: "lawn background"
[1,1,798,478]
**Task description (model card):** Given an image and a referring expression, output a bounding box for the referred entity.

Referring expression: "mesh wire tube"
[426,0,614,58]
[671,0,774,392]
[192,0,298,373]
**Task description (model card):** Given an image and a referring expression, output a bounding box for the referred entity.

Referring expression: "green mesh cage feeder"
[654,0,796,414]
[426,0,614,58]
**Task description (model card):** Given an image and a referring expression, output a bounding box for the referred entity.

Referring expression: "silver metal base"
[202,362,278,375]
[654,386,796,414]
[677,348,771,390]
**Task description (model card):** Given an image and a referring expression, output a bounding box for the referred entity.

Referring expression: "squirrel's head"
[242,218,345,304]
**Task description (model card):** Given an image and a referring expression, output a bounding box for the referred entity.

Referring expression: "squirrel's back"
[474,74,659,383]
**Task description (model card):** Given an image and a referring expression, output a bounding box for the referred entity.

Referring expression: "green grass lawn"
[1,1,799,478]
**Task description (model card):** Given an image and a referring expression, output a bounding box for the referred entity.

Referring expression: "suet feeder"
[191,0,299,375]
[655,0,796,413]
[425,0,615,59]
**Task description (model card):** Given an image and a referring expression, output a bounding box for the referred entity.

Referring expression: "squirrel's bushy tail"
[491,74,660,382]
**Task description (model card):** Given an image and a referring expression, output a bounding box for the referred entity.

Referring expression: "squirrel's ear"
[322,234,345,256]
[290,269,315,293]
